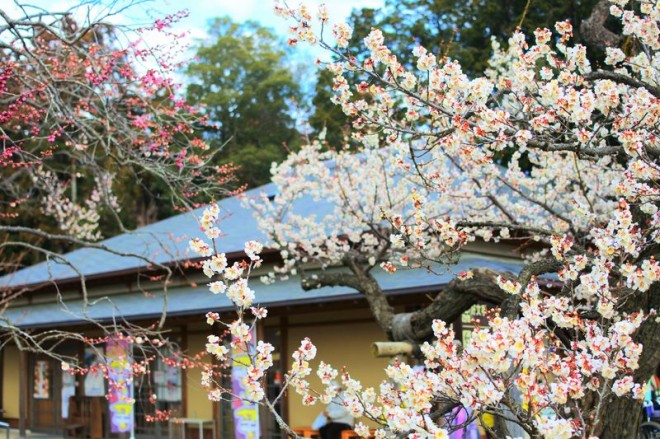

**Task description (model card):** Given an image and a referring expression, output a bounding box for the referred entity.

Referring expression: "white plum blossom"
[195,1,660,437]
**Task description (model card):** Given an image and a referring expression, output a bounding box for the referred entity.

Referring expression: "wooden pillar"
[90,398,103,439]
[18,350,28,438]
[0,347,4,416]
[280,316,289,425]
[181,325,188,418]
[180,325,190,439]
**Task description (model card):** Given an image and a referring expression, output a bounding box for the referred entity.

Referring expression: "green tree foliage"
[186,18,302,188]
[309,0,600,155]
[346,0,600,74]
[308,69,350,147]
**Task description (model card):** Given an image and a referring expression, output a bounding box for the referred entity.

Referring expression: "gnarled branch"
[580,0,623,50]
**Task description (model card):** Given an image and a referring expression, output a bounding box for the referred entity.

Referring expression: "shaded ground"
[4,430,62,439]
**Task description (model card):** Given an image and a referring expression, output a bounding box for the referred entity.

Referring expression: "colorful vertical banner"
[33,360,50,399]
[107,338,134,433]
[231,329,259,439]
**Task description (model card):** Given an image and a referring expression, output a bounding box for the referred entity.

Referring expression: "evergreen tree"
[346,0,600,74]
[186,18,302,188]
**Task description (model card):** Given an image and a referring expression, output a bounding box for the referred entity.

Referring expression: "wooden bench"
[291,427,320,438]
[290,426,373,439]
[341,430,375,439]
[63,422,87,438]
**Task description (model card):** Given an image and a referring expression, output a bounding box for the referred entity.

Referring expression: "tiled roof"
[0,184,279,289]
[0,175,525,328]
[3,253,524,328]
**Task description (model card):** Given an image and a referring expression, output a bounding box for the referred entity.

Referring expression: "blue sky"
[155,0,384,61]
[4,0,384,61]
[3,0,384,127]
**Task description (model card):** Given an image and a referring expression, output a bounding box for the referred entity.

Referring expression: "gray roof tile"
[0,184,278,288]
[3,253,523,328]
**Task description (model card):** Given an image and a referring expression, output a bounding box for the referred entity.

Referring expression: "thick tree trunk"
[600,397,644,439]
[596,282,660,438]
[396,269,506,341]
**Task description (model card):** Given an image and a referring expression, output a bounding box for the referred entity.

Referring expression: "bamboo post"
[371,341,415,358]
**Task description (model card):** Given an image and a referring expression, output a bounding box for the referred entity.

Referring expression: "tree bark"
[580,0,623,50]
[304,263,511,341]
[342,254,396,334]
[599,397,644,439]
[598,282,660,438]
[405,269,505,341]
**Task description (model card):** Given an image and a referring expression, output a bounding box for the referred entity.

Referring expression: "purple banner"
[107,338,134,433]
[231,329,259,439]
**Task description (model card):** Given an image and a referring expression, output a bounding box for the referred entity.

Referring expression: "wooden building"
[0,184,523,438]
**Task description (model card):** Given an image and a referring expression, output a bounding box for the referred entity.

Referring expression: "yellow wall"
[185,332,213,419]
[2,345,19,419]
[287,320,390,428]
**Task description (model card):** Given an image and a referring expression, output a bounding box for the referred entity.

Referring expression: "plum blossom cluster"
[271,300,648,438]
[1,7,229,241]
[0,4,237,427]
[32,169,120,241]
[269,1,660,279]
[190,205,275,406]
[192,205,382,431]
[189,204,264,311]
[246,142,461,283]
[231,0,660,437]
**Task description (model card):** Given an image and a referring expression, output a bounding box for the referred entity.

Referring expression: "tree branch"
[585,71,660,100]
[580,0,623,50]
[300,271,362,291]
[342,253,396,335]
[517,258,563,289]
[406,269,510,341]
